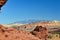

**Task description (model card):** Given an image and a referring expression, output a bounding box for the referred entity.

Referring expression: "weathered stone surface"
[10,25,48,40]
[31,26,48,40]
[0,25,41,40]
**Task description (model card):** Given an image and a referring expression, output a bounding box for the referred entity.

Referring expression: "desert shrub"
[12,26,19,30]
[48,35,52,39]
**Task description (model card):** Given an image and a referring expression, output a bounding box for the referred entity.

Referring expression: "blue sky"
[0,0,60,24]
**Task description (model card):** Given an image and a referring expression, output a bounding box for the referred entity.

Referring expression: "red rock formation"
[31,26,48,40]
[0,25,41,40]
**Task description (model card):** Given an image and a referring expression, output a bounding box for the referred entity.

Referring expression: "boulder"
[31,26,48,40]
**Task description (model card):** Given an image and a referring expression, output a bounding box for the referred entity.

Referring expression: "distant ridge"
[11,19,50,24]
[8,19,60,25]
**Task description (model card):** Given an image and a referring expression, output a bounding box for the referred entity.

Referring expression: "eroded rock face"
[31,26,48,40]
[0,25,41,40]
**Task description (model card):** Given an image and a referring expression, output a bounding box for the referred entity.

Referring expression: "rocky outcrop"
[0,24,48,40]
[0,25,41,40]
[9,24,48,40]
[31,26,48,40]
